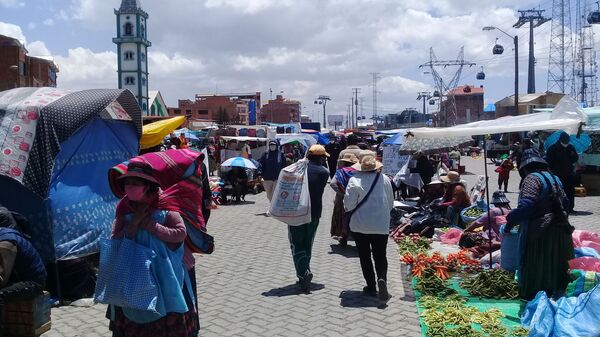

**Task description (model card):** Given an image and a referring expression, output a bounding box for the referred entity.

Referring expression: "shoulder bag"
[342,173,381,236]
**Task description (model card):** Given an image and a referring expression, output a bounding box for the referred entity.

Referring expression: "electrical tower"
[548,0,575,94]
[417,92,432,116]
[369,72,380,124]
[575,0,598,106]
[514,9,550,93]
[419,47,475,126]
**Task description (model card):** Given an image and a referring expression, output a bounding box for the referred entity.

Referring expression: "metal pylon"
[547,0,575,95]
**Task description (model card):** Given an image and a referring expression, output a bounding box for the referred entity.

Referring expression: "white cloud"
[0,0,24,8]
[204,0,293,14]
[0,21,26,43]
[43,18,55,26]
[26,41,51,56]
[27,22,36,30]
[54,48,118,89]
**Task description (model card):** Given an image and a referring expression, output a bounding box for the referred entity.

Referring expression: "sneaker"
[363,286,377,297]
[300,271,313,293]
[378,279,390,301]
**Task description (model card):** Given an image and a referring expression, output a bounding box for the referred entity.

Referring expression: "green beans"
[461,269,519,299]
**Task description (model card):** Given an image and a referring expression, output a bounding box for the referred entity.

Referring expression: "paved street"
[42,156,599,337]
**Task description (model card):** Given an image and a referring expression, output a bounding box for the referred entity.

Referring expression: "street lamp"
[483,26,519,116]
[314,95,331,129]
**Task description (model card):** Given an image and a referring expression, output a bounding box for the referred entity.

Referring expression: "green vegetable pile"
[461,269,519,299]
[397,233,432,255]
[415,268,456,297]
[463,206,485,218]
[420,295,528,337]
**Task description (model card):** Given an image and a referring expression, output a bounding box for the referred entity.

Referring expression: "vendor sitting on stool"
[436,171,470,227]
[0,205,46,303]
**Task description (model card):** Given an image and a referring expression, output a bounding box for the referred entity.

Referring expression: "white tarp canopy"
[220,136,269,142]
[405,96,587,140]
[276,133,317,148]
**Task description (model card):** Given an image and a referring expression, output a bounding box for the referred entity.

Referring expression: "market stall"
[0,87,141,263]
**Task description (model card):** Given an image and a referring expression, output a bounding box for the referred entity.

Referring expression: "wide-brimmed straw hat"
[440,171,460,183]
[519,149,547,171]
[117,161,160,186]
[352,155,383,172]
[339,153,359,164]
[308,144,330,157]
[428,179,444,185]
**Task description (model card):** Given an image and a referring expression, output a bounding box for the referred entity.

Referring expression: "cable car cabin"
[477,67,486,80]
[429,99,436,105]
[588,11,600,24]
[493,44,504,55]
[433,90,440,97]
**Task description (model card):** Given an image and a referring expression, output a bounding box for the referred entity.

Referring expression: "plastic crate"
[1,292,51,337]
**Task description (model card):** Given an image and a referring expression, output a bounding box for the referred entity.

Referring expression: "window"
[141,53,146,61]
[150,105,156,116]
[19,61,25,76]
[124,51,134,60]
[124,22,133,36]
[198,110,208,115]
[174,109,181,115]
[142,77,146,86]
[142,102,147,112]
[185,109,192,114]
[141,25,146,38]
[125,76,135,85]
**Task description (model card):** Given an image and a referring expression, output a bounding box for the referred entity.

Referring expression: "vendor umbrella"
[221,157,257,169]
[174,131,200,141]
[543,130,591,154]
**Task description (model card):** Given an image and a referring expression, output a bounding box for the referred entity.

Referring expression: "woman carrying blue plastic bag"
[101,161,199,337]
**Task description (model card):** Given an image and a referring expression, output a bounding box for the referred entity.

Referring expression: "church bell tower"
[113,0,151,114]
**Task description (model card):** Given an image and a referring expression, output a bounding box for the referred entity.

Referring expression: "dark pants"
[353,232,388,289]
[498,176,508,192]
[288,218,320,278]
[558,175,575,212]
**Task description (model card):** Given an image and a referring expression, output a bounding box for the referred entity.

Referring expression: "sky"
[0,0,580,122]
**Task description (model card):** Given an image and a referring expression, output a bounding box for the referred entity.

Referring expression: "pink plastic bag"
[440,228,463,245]
[572,230,600,256]
[569,257,600,273]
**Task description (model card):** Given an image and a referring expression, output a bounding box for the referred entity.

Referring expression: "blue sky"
[1,0,589,122]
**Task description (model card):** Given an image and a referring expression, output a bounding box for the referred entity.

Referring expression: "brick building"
[0,34,59,91]
[168,92,261,125]
[440,85,485,126]
[261,95,301,123]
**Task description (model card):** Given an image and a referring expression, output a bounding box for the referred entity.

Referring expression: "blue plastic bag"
[94,237,159,311]
[521,291,555,337]
[554,284,600,337]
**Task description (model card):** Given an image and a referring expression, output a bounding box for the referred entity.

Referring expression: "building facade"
[168,92,261,125]
[113,0,151,114]
[261,95,301,123]
[440,85,485,126]
[148,90,167,116]
[0,34,59,91]
[494,92,565,118]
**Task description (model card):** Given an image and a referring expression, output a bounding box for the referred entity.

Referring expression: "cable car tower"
[419,47,475,127]
[548,0,575,95]
[575,0,599,107]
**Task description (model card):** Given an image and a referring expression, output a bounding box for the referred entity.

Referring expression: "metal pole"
[514,35,519,116]
[322,100,326,129]
[483,140,493,269]
[528,18,535,93]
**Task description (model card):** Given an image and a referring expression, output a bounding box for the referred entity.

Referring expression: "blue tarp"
[484,103,496,113]
[383,132,405,145]
[48,118,137,260]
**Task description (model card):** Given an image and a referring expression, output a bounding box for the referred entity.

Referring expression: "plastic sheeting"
[140,116,186,149]
[404,97,587,141]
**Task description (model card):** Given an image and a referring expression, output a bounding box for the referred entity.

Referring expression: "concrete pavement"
[41,156,600,337]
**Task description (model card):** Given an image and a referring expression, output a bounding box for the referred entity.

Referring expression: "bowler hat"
[117,161,160,186]
[518,149,547,171]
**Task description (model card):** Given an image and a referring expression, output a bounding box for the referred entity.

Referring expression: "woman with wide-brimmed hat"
[329,153,359,246]
[105,161,199,337]
[437,171,471,227]
[504,149,574,300]
[344,155,394,301]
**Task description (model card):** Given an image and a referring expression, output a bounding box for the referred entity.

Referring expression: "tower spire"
[113,0,151,114]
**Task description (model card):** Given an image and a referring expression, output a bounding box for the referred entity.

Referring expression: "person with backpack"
[344,155,394,301]
[495,158,514,192]
[504,149,574,300]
